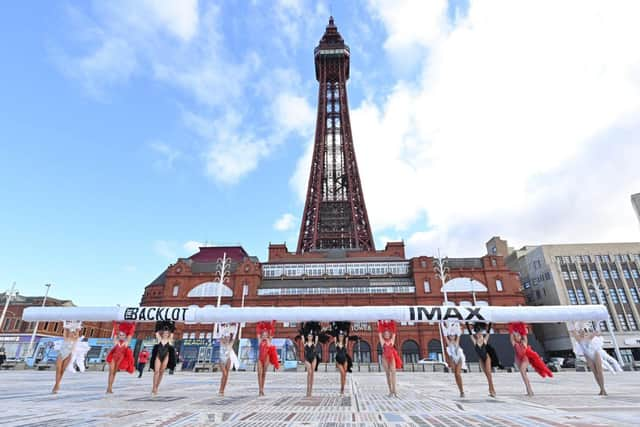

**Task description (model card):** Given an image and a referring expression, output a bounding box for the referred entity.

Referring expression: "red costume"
[106,322,135,374]
[256,321,279,369]
[509,322,553,378]
[378,320,403,369]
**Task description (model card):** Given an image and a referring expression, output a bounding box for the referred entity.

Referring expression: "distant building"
[0,292,111,360]
[632,193,640,225]
[488,237,640,363]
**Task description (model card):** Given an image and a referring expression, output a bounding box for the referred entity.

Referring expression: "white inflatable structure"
[22,304,608,324]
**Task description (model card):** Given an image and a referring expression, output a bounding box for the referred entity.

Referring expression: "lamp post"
[237,284,248,342]
[27,283,52,358]
[589,280,624,366]
[213,253,231,336]
[0,282,18,332]
[433,250,449,365]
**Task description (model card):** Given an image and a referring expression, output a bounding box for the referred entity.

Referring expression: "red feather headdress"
[113,321,136,337]
[256,320,276,336]
[377,320,397,334]
[508,322,527,336]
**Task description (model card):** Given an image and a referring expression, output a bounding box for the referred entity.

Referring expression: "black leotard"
[335,345,347,364]
[474,343,488,362]
[151,342,177,370]
[304,344,317,363]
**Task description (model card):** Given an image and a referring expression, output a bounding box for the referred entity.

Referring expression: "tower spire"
[297,18,375,254]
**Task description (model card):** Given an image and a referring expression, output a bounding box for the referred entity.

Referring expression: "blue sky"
[1,1,639,306]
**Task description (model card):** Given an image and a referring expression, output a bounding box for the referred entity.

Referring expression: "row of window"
[556,254,640,264]
[567,286,640,305]
[562,268,640,281]
[566,287,640,330]
[257,286,416,296]
[1,319,100,337]
[262,262,411,278]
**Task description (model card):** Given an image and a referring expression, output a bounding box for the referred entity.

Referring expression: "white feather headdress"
[63,320,82,331]
[441,320,462,336]
[217,323,237,338]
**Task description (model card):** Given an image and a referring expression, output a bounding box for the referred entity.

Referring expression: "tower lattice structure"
[297,17,375,254]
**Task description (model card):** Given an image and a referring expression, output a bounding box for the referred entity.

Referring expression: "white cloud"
[274,213,296,231]
[184,240,205,253]
[139,0,199,42]
[292,1,640,257]
[149,142,181,169]
[272,93,315,136]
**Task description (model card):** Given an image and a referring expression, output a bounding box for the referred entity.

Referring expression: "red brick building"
[138,243,523,364]
[0,292,112,338]
[138,17,526,365]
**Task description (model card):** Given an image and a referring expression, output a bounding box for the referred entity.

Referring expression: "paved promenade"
[1,370,639,426]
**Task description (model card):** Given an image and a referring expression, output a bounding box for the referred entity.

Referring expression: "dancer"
[256,320,279,396]
[441,320,467,397]
[330,321,354,395]
[214,322,240,396]
[105,322,135,394]
[467,322,501,397]
[52,320,89,394]
[0,346,6,368]
[151,320,177,396]
[509,322,553,397]
[299,322,322,397]
[569,321,608,395]
[378,320,402,397]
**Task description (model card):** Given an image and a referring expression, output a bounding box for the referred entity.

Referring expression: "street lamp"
[213,253,232,337]
[433,250,449,365]
[589,280,624,366]
[0,282,18,331]
[27,283,52,358]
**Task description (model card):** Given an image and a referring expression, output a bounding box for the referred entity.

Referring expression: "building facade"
[488,237,640,363]
[138,18,526,367]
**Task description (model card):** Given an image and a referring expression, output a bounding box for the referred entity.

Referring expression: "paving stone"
[0,370,638,426]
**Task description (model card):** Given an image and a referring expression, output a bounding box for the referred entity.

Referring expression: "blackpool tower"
[297,17,375,254]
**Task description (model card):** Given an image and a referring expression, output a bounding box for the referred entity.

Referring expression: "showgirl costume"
[299,322,324,371]
[330,321,354,372]
[257,321,280,369]
[106,322,135,373]
[441,320,467,370]
[508,322,553,378]
[54,320,90,373]
[569,321,622,373]
[151,320,177,371]
[467,322,502,369]
[214,322,240,370]
[378,320,403,369]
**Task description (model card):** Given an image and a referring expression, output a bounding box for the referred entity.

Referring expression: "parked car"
[561,357,576,368]
[545,357,563,372]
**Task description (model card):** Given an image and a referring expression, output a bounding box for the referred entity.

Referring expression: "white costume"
[441,320,467,370]
[54,321,90,373]
[214,323,240,370]
[568,321,622,373]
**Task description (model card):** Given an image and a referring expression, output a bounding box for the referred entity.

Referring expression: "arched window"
[427,339,442,362]
[401,340,420,364]
[353,340,371,363]
[187,281,233,297]
[328,342,336,363]
[172,284,180,296]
